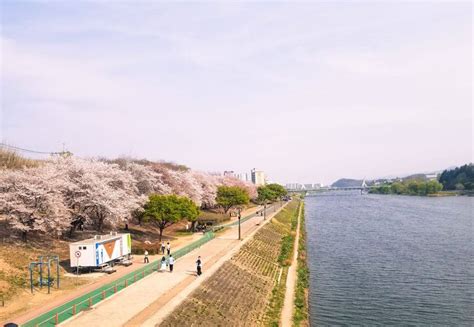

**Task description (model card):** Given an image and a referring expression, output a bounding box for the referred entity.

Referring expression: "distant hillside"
[331,178,364,188]
[401,173,430,181]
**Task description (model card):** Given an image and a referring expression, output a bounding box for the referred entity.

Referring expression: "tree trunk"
[22,230,27,242]
[69,225,75,238]
[159,227,163,242]
[191,221,197,232]
[97,213,104,232]
[69,218,82,237]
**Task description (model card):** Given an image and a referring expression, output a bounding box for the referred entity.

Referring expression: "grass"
[0,148,40,169]
[263,199,300,326]
[293,201,309,326]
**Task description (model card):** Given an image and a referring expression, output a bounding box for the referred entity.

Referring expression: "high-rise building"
[251,168,266,186]
[223,170,235,177]
[236,173,249,182]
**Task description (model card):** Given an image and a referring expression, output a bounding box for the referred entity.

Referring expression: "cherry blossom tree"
[0,165,71,241]
[55,157,144,233]
[0,154,258,241]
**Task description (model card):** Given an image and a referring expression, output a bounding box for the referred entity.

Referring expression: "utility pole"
[263,203,267,220]
[238,208,242,240]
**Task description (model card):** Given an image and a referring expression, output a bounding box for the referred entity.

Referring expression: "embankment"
[161,199,301,326]
[293,201,309,326]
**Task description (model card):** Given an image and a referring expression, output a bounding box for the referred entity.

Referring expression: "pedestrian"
[144,250,149,264]
[168,254,174,272]
[161,241,165,255]
[160,256,167,272]
[196,256,202,276]
[166,242,171,256]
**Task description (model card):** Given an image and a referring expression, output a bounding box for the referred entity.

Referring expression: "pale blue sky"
[1,1,472,184]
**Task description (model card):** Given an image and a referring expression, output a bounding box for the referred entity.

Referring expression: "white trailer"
[69,233,132,268]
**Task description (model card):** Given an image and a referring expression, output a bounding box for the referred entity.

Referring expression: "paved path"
[62,205,284,327]
[281,201,302,326]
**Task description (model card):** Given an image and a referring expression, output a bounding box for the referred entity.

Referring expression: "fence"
[22,231,216,327]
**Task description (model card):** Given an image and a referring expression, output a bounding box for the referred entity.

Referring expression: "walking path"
[62,204,284,327]
[281,201,302,326]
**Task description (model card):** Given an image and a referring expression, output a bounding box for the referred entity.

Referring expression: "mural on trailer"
[103,240,116,258]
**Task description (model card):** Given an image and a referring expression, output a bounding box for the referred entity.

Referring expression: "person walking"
[196,256,202,276]
[160,256,167,272]
[144,250,149,264]
[166,242,171,256]
[168,255,175,272]
[160,241,165,255]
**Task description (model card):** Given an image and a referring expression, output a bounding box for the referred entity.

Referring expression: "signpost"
[75,251,81,284]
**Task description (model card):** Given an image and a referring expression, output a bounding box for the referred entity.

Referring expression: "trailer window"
[79,246,82,250]
[83,246,87,250]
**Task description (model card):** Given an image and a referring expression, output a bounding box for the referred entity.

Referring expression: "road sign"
[74,250,81,258]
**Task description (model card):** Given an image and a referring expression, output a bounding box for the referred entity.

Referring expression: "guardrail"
[22,231,216,327]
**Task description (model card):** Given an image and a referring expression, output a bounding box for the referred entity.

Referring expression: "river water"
[305,192,473,326]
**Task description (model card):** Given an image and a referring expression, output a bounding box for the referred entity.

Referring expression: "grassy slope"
[263,200,299,326]
[161,200,300,326]
[293,201,309,326]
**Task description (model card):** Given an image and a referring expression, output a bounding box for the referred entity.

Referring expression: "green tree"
[390,182,407,194]
[257,185,277,204]
[407,181,419,195]
[425,180,443,194]
[455,183,465,191]
[439,164,474,190]
[216,186,250,214]
[143,194,200,241]
[379,185,391,194]
[266,183,288,200]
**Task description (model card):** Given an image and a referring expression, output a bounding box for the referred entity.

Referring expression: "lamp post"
[238,208,242,240]
[263,202,267,220]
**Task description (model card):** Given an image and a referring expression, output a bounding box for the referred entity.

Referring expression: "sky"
[0,1,472,185]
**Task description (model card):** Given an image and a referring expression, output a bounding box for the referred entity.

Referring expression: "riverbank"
[161,199,300,326]
[19,202,287,327]
[370,190,467,197]
[293,201,309,326]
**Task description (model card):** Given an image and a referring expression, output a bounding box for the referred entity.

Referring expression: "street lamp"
[238,207,242,240]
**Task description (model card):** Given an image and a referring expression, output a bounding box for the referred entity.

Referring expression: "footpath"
[61,203,285,326]
[10,205,264,326]
[280,200,303,325]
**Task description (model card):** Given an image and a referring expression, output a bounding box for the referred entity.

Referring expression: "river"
[305,192,473,326]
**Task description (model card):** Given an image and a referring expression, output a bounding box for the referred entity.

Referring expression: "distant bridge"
[286,179,377,195]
